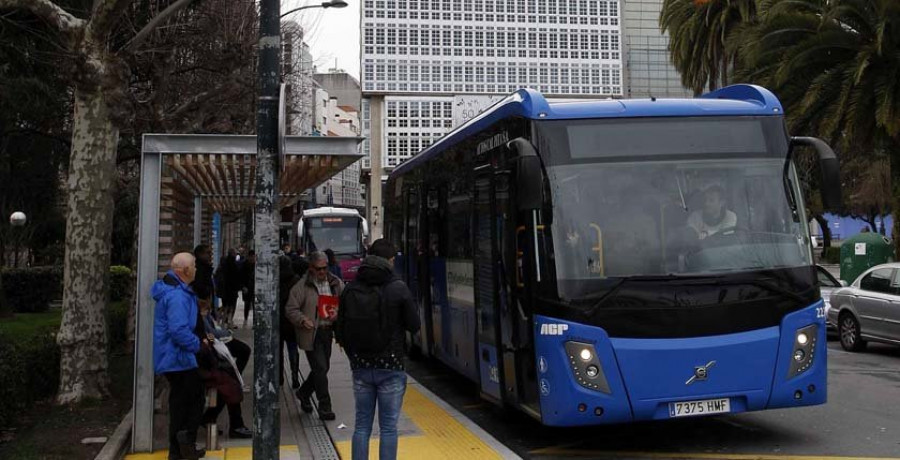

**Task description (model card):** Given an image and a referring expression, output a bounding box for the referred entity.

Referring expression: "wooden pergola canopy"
[142,134,364,214]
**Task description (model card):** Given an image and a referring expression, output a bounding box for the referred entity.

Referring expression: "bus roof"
[390,84,784,178]
[302,207,362,218]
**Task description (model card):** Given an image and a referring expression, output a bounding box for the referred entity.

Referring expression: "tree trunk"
[56,87,118,404]
[813,214,832,249]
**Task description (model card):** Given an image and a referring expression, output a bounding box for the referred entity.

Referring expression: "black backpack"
[336,280,396,354]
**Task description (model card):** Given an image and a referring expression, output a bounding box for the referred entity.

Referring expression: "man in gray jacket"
[285,251,344,420]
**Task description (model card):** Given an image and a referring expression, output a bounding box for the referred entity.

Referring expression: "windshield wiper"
[583,274,724,315]
[676,175,689,212]
[675,277,807,304]
[582,274,806,315]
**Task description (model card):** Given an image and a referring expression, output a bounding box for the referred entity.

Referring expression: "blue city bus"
[384,86,841,425]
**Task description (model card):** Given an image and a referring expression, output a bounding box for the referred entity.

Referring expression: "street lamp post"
[280,0,348,18]
[254,1,347,458]
[10,212,26,268]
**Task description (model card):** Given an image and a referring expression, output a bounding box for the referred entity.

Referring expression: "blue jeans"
[351,369,407,460]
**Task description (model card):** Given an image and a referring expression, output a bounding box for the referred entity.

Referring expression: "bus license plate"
[668,398,730,418]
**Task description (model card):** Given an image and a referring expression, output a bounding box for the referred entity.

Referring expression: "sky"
[283,0,362,79]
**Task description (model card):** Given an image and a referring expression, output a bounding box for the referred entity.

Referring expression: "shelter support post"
[132,150,161,453]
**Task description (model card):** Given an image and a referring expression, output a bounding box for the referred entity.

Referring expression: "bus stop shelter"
[132,134,363,452]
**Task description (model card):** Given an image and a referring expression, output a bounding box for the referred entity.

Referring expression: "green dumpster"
[839,232,894,283]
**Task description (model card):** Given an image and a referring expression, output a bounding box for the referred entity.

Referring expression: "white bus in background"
[297,207,369,281]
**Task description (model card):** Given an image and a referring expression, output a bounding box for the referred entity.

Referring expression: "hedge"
[0,300,131,427]
[0,326,60,428]
[109,265,133,302]
[0,266,63,313]
[1,266,134,313]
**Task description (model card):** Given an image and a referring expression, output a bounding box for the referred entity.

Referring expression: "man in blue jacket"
[153,252,206,460]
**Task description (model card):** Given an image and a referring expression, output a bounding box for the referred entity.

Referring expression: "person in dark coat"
[342,239,420,460]
[191,245,216,307]
[194,302,252,439]
[325,248,343,280]
[278,255,303,389]
[215,249,241,328]
[241,250,256,328]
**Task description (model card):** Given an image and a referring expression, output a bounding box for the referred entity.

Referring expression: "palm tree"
[735,0,900,253]
[660,0,757,95]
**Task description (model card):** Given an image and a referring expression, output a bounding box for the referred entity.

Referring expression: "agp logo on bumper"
[540,324,569,335]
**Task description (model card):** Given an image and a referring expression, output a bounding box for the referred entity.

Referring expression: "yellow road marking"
[528,448,900,460]
[334,384,503,459]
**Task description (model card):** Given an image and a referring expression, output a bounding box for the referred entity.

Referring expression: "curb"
[94,407,133,460]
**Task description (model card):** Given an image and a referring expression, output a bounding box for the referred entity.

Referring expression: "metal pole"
[254,0,281,457]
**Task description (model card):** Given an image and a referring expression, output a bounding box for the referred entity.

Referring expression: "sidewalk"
[128,297,518,459]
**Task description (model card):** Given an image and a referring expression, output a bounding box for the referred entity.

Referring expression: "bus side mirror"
[791,136,842,212]
[508,138,543,210]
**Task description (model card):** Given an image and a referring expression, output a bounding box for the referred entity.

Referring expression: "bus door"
[417,186,444,357]
[473,170,504,402]
[404,186,421,305]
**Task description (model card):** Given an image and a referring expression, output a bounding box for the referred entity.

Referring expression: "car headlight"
[788,324,818,378]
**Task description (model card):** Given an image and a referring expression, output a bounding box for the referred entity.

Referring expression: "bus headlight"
[564,341,611,394]
[788,324,817,378]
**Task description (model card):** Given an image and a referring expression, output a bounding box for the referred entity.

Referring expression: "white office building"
[361,0,626,171]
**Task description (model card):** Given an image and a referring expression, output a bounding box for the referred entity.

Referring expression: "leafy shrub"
[107,300,130,349]
[109,265,133,302]
[0,327,60,428]
[0,266,63,313]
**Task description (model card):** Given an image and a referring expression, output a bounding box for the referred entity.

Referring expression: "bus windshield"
[306,216,363,255]
[538,119,812,301]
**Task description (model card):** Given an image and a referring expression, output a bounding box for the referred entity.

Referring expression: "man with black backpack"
[335,239,420,460]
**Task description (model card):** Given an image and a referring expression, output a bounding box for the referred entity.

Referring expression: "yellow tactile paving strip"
[125,445,301,459]
[334,384,504,460]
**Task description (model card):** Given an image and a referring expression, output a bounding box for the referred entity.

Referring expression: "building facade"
[359,0,690,238]
[621,0,692,98]
[313,89,365,208]
[284,22,317,135]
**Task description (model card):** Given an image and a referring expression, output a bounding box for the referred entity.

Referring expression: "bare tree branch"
[86,0,131,41]
[0,0,86,34]
[163,77,242,121]
[122,0,196,53]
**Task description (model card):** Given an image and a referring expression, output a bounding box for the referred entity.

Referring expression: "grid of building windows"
[361,99,372,170]
[384,97,454,167]
[622,0,691,98]
[361,0,623,96]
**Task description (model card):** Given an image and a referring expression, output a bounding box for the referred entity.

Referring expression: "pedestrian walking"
[285,251,344,420]
[325,248,343,280]
[152,252,206,460]
[336,239,420,460]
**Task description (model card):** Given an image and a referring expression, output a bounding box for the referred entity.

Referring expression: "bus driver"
[688,185,737,239]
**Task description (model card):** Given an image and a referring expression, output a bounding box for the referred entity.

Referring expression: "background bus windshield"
[306,217,362,255]
[539,118,813,301]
